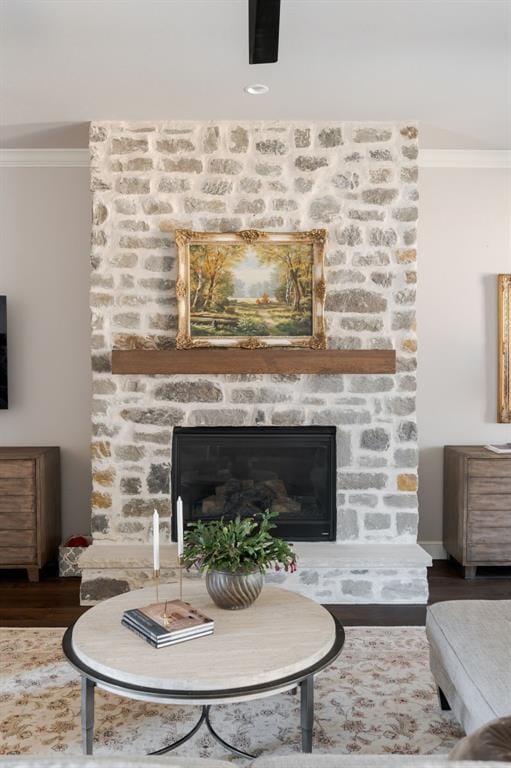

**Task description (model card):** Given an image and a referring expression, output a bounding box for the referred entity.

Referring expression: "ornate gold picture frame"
[175,229,327,349]
[498,274,511,423]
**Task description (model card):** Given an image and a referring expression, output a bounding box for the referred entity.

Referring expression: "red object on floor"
[64,536,90,548]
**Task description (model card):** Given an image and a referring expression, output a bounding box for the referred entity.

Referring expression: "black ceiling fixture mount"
[249,0,281,64]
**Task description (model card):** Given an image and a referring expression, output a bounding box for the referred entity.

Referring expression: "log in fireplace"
[171,426,336,542]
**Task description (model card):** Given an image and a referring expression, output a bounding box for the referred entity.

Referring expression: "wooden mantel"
[111,349,396,375]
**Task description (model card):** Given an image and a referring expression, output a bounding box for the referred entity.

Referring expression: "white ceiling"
[1,0,510,149]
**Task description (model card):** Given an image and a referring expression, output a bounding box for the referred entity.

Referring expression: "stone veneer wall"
[90,121,419,550]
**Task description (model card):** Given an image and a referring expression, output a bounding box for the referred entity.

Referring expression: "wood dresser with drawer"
[0,447,60,581]
[444,445,511,578]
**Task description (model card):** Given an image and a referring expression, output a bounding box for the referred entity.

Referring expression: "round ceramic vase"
[205,569,264,610]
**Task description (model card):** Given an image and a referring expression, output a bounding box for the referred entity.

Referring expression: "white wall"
[0,167,92,538]
[418,167,511,545]
[1,162,510,545]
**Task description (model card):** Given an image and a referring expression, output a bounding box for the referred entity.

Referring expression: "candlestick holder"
[154,569,174,626]
[178,555,184,601]
[153,560,183,607]
[154,567,160,603]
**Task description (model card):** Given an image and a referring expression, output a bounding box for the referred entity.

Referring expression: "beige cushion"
[253,756,509,767]
[449,717,511,762]
[1,755,508,768]
[426,601,511,733]
[0,757,229,768]
[255,757,447,767]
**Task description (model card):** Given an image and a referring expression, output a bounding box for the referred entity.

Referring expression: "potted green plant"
[182,509,297,610]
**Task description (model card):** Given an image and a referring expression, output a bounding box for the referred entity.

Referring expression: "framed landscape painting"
[175,229,327,349]
[498,273,511,422]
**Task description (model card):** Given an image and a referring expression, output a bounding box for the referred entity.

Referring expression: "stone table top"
[71,581,337,692]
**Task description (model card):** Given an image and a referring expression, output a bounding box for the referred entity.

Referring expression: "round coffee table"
[63,581,344,758]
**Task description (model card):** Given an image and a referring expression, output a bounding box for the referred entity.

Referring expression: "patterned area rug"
[0,627,463,760]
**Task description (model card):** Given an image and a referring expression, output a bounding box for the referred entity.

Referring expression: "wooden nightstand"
[444,446,511,578]
[0,447,60,581]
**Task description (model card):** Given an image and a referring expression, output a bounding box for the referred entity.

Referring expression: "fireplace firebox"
[171,426,336,542]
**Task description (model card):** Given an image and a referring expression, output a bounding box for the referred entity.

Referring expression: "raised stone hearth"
[79,542,430,605]
[86,120,428,605]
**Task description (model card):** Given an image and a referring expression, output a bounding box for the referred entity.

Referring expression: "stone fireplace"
[81,120,430,605]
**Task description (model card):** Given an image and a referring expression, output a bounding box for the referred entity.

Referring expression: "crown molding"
[420,149,511,168]
[0,149,89,167]
[0,147,509,169]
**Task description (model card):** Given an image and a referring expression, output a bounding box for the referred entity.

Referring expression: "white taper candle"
[152,510,160,571]
[177,496,184,557]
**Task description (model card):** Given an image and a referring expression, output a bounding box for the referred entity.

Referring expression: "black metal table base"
[65,621,345,759]
[80,674,314,758]
[149,704,256,759]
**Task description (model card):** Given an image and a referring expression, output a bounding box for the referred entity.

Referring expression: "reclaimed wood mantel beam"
[111,349,396,376]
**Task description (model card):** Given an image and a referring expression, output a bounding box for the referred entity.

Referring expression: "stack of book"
[485,444,511,454]
[122,599,214,649]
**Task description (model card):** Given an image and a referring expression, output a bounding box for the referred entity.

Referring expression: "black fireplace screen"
[171,426,336,541]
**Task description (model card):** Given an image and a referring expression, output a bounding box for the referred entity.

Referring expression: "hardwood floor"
[0,567,87,628]
[0,560,510,628]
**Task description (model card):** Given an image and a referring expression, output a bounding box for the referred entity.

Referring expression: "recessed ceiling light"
[244,83,270,95]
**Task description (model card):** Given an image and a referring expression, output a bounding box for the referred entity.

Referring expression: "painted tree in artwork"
[189,244,207,310]
[254,243,312,311]
[188,239,314,339]
[189,243,245,311]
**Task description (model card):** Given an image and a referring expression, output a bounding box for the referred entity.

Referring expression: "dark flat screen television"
[0,296,7,409]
